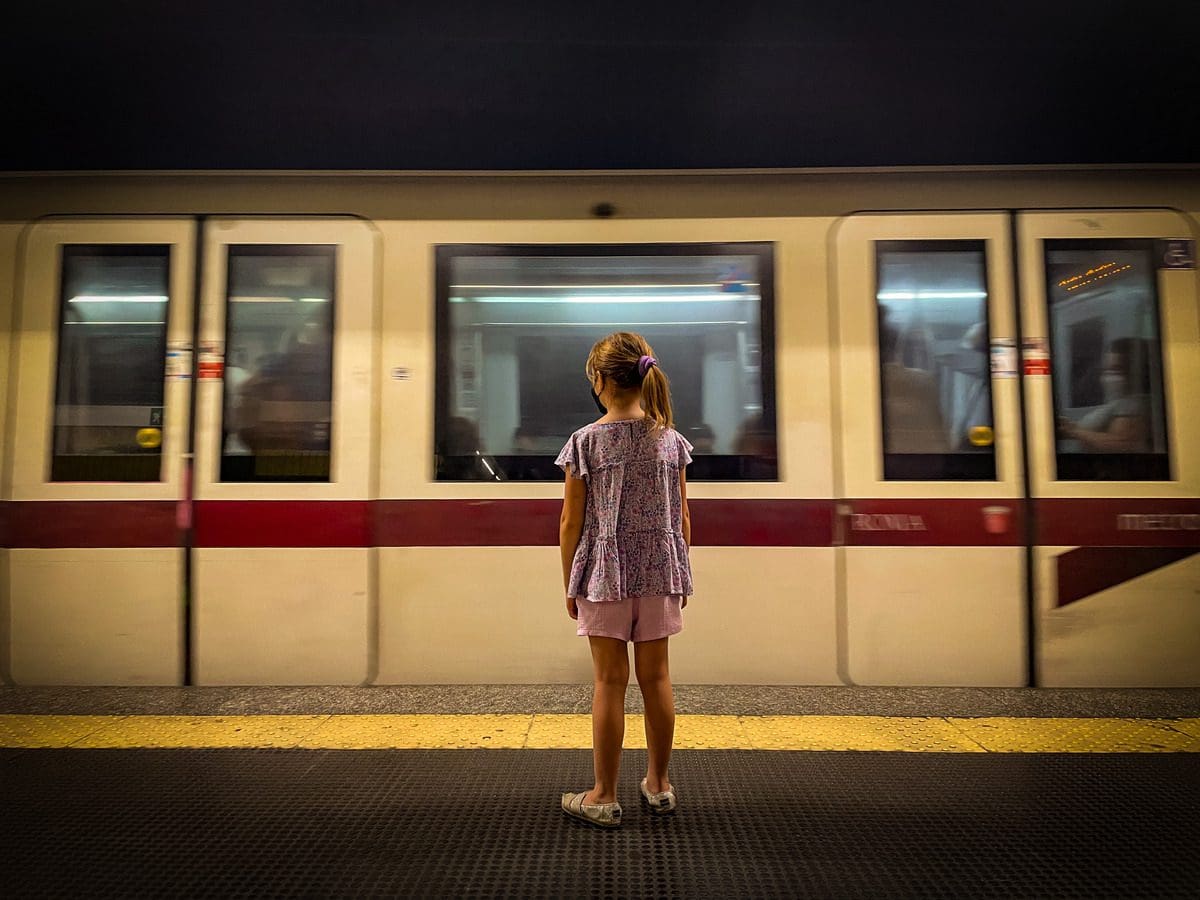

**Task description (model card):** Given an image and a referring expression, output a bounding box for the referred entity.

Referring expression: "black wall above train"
[4,2,1199,171]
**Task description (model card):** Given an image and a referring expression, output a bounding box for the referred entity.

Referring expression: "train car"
[0,167,1197,687]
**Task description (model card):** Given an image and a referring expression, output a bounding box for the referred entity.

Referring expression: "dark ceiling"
[4,2,1197,170]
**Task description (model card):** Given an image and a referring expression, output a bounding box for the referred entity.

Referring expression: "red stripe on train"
[1,500,178,548]
[842,499,1026,547]
[1037,498,1200,548]
[2,497,1197,549]
[374,499,834,546]
[194,500,372,548]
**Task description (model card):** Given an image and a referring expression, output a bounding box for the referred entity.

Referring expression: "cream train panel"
[194,548,371,685]
[193,218,380,501]
[831,212,1024,499]
[376,547,591,684]
[377,218,835,502]
[1,224,21,498]
[1018,209,1200,499]
[375,547,839,684]
[9,219,195,501]
[842,547,1026,686]
[671,548,839,685]
[831,213,1027,686]
[7,548,183,685]
[0,226,15,683]
[1036,548,1200,687]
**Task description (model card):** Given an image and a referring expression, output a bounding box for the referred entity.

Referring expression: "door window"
[220,245,336,481]
[874,240,996,480]
[1045,239,1171,480]
[52,245,171,481]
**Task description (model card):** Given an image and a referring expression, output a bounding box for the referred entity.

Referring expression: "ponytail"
[587,331,674,431]
[641,364,673,431]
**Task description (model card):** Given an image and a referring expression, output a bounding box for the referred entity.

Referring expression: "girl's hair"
[586,331,673,430]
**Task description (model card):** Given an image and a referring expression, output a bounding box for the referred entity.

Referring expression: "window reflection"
[220,246,336,482]
[435,245,777,480]
[1046,240,1170,480]
[52,245,170,482]
[875,241,996,480]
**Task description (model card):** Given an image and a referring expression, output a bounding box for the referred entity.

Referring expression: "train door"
[5,219,195,684]
[191,218,379,684]
[1017,210,1200,686]
[832,213,1026,685]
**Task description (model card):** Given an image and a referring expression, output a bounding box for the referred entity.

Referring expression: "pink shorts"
[575,595,684,643]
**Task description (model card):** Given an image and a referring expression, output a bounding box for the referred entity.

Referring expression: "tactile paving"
[1,748,1197,898]
[739,715,984,751]
[70,715,330,749]
[1166,718,1200,739]
[300,715,533,749]
[946,717,1200,753]
[0,715,125,748]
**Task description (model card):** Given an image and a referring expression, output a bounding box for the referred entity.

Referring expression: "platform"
[2,686,1198,898]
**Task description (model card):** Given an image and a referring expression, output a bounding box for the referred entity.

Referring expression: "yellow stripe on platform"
[1,714,1198,753]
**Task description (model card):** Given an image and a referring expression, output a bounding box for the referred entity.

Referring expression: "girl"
[556,332,693,829]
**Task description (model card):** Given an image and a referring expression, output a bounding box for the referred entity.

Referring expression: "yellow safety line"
[1,714,1198,753]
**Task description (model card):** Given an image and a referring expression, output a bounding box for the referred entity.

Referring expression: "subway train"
[0,168,1197,687]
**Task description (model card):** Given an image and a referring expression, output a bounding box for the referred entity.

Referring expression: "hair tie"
[637,355,657,377]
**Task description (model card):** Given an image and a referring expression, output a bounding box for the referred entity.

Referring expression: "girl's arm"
[1070,414,1148,453]
[559,471,587,593]
[679,467,691,547]
[679,467,691,609]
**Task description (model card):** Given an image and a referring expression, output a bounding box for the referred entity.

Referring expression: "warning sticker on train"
[990,338,1017,378]
[1022,337,1050,376]
[1155,239,1195,269]
[198,341,224,380]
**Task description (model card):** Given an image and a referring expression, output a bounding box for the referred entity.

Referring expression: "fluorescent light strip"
[69,295,167,303]
[480,321,750,327]
[228,296,329,303]
[877,291,987,300]
[454,283,760,290]
[64,321,164,326]
[452,294,758,304]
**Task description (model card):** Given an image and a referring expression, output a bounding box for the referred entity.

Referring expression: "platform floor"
[2,748,1198,898]
[2,687,1198,898]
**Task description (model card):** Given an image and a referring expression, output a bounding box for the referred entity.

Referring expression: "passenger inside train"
[1056,336,1153,454]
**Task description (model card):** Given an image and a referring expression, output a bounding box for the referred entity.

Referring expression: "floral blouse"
[556,419,694,601]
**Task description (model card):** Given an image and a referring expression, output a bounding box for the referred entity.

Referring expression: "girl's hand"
[681,596,688,610]
[566,595,578,619]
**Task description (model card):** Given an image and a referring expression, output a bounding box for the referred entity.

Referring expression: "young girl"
[556,332,693,829]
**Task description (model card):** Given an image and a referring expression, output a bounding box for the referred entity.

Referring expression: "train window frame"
[873,239,998,482]
[50,243,172,482]
[218,243,338,483]
[433,242,779,481]
[1043,238,1173,482]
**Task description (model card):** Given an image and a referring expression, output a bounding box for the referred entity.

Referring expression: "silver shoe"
[561,791,622,828]
[640,778,677,815]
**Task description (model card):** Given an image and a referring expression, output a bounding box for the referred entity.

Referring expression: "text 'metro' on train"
[0,168,1197,687]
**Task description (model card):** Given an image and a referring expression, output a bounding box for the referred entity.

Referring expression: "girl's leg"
[586,636,629,805]
[633,636,674,793]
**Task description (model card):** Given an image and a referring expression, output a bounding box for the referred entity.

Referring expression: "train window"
[874,240,996,480]
[434,243,777,480]
[52,245,171,481]
[1045,240,1170,480]
[220,245,336,482]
